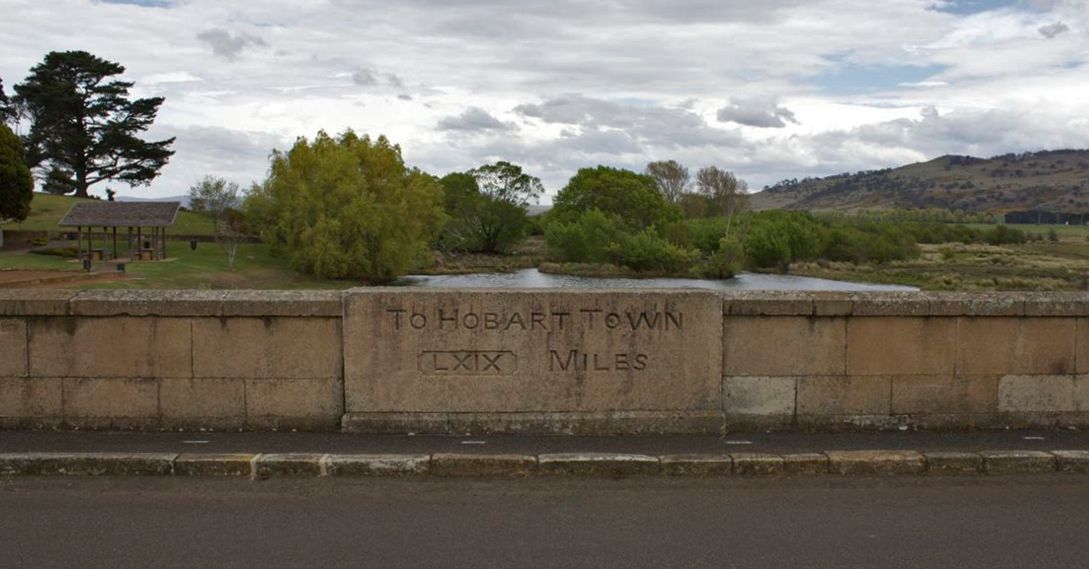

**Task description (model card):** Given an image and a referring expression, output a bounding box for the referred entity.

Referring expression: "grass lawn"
[0,242,362,289]
[1,193,215,236]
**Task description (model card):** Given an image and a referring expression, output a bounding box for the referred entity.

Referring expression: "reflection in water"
[403,268,915,291]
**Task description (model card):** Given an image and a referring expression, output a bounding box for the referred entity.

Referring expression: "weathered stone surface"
[245,378,342,427]
[730,453,784,475]
[160,378,245,427]
[0,289,75,316]
[980,450,1056,474]
[847,318,955,375]
[71,290,228,317]
[323,454,430,476]
[924,452,982,475]
[343,290,722,414]
[192,318,341,379]
[1076,319,1089,374]
[0,378,61,418]
[0,319,27,377]
[826,450,925,475]
[341,412,451,435]
[722,376,797,417]
[430,453,536,477]
[724,317,844,376]
[851,293,930,316]
[537,453,659,477]
[926,293,1024,317]
[222,290,343,317]
[797,376,892,416]
[0,452,176,476]
[722,291,815,316]
[62,377,159,420]
[255,453,323,478]
[891,375,998,414]
[29,317,192,378]
[998,375,1079,412]
[957,318,1075,375]
[782,453,829,475]
[659,454,732,476]
[174,453,256,477]
[1051,450,1089,473]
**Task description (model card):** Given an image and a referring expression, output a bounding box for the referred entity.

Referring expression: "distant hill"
[749,149,1089,214]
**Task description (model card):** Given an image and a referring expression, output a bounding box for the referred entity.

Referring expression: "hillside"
[750,149,1089,214]
[1,193,215,235]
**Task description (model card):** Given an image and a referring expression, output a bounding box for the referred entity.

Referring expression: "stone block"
[797,376,891,416]
[1077,319,1089,374]
[0,290,75,316]
[341,412,451,435]
[722,291,815,316]
[957,318,1075,375]
[0,319,27,377]
[343,290,722,413]
[847,317,956,375]
[826,450,925,475]
[891,375,998,414]
[659,454,732,476]
[29,317,192,378]
[62,377,159,419]
[1051,450,1089,473]
[192,317,341,379]
[998,375,1078,413]
[722,376,796,417]
[850,293,930,316]
[323,454,431,477]
[0,378,61,418]
[160,378,245,425]
[174,454,256,477]
[537,453,660,477]
[255,453,323,478]
[245,378,342,427]
[924,452,982,475]
[430,453,536,477]
[723,317,844,376]
[782,453,829,475]
[730,453,784,475]
[71,290,228,317]
[980,451,1056,474]
[221,290,343,317]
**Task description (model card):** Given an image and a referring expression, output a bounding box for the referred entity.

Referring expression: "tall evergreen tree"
[0,78,14,124]
[14,51,174,197]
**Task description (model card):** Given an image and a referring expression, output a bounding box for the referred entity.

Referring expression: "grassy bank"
[1,193,215,236]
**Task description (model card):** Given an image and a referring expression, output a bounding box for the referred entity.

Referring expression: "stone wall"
[2,289,1088,433]
[0,290,343,430]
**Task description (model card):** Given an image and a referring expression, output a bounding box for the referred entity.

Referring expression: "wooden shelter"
[59,201,181,261]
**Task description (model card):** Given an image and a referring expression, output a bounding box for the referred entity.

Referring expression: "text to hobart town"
[385,307,683,332]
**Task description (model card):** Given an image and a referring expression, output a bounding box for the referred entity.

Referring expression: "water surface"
[404,268,915,291]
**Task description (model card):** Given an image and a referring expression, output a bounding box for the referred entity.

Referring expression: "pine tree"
[14,51,174,197]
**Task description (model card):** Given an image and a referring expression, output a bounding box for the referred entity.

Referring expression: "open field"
[0,242,353,289]
[0,193,215,236]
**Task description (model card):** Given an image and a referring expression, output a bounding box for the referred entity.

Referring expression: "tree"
[14,51,174,198]
[188,176,245,269]
[645,160,688,204]
[245,130,446,281]
[696,166,749,238]
[0,78,15,125]
[550,166,682,230]
[0,123,33,222]
[437,162,543,254]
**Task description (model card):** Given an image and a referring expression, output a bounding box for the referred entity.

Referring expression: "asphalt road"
[1,476,1087,569]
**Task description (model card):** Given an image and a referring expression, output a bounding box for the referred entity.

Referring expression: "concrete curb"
[1,450,1087,479]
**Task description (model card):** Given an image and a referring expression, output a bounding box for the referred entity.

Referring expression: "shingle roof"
[58,202,181,228]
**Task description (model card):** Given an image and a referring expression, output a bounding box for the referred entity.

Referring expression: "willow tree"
[246,130,446,281]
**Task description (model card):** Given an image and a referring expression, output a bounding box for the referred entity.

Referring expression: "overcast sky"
[1,0,1087,201]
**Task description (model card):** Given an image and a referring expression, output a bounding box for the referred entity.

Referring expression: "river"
[403,268,914,291]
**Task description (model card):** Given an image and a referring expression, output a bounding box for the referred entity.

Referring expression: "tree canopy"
[0,123,33,222]
[645,160,689,204]
[245,130,446,281]
[14,51,174,198]
[550,165,681,229]
[437,161,542,254]
[0,78,14,124]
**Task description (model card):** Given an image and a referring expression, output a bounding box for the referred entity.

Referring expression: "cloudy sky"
[1,0,1087,201]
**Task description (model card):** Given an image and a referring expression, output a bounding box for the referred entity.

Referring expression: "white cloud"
[0,0,1085,199]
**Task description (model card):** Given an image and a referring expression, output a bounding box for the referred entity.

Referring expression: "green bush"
[543,209,626,264]
[606,229,697,273]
